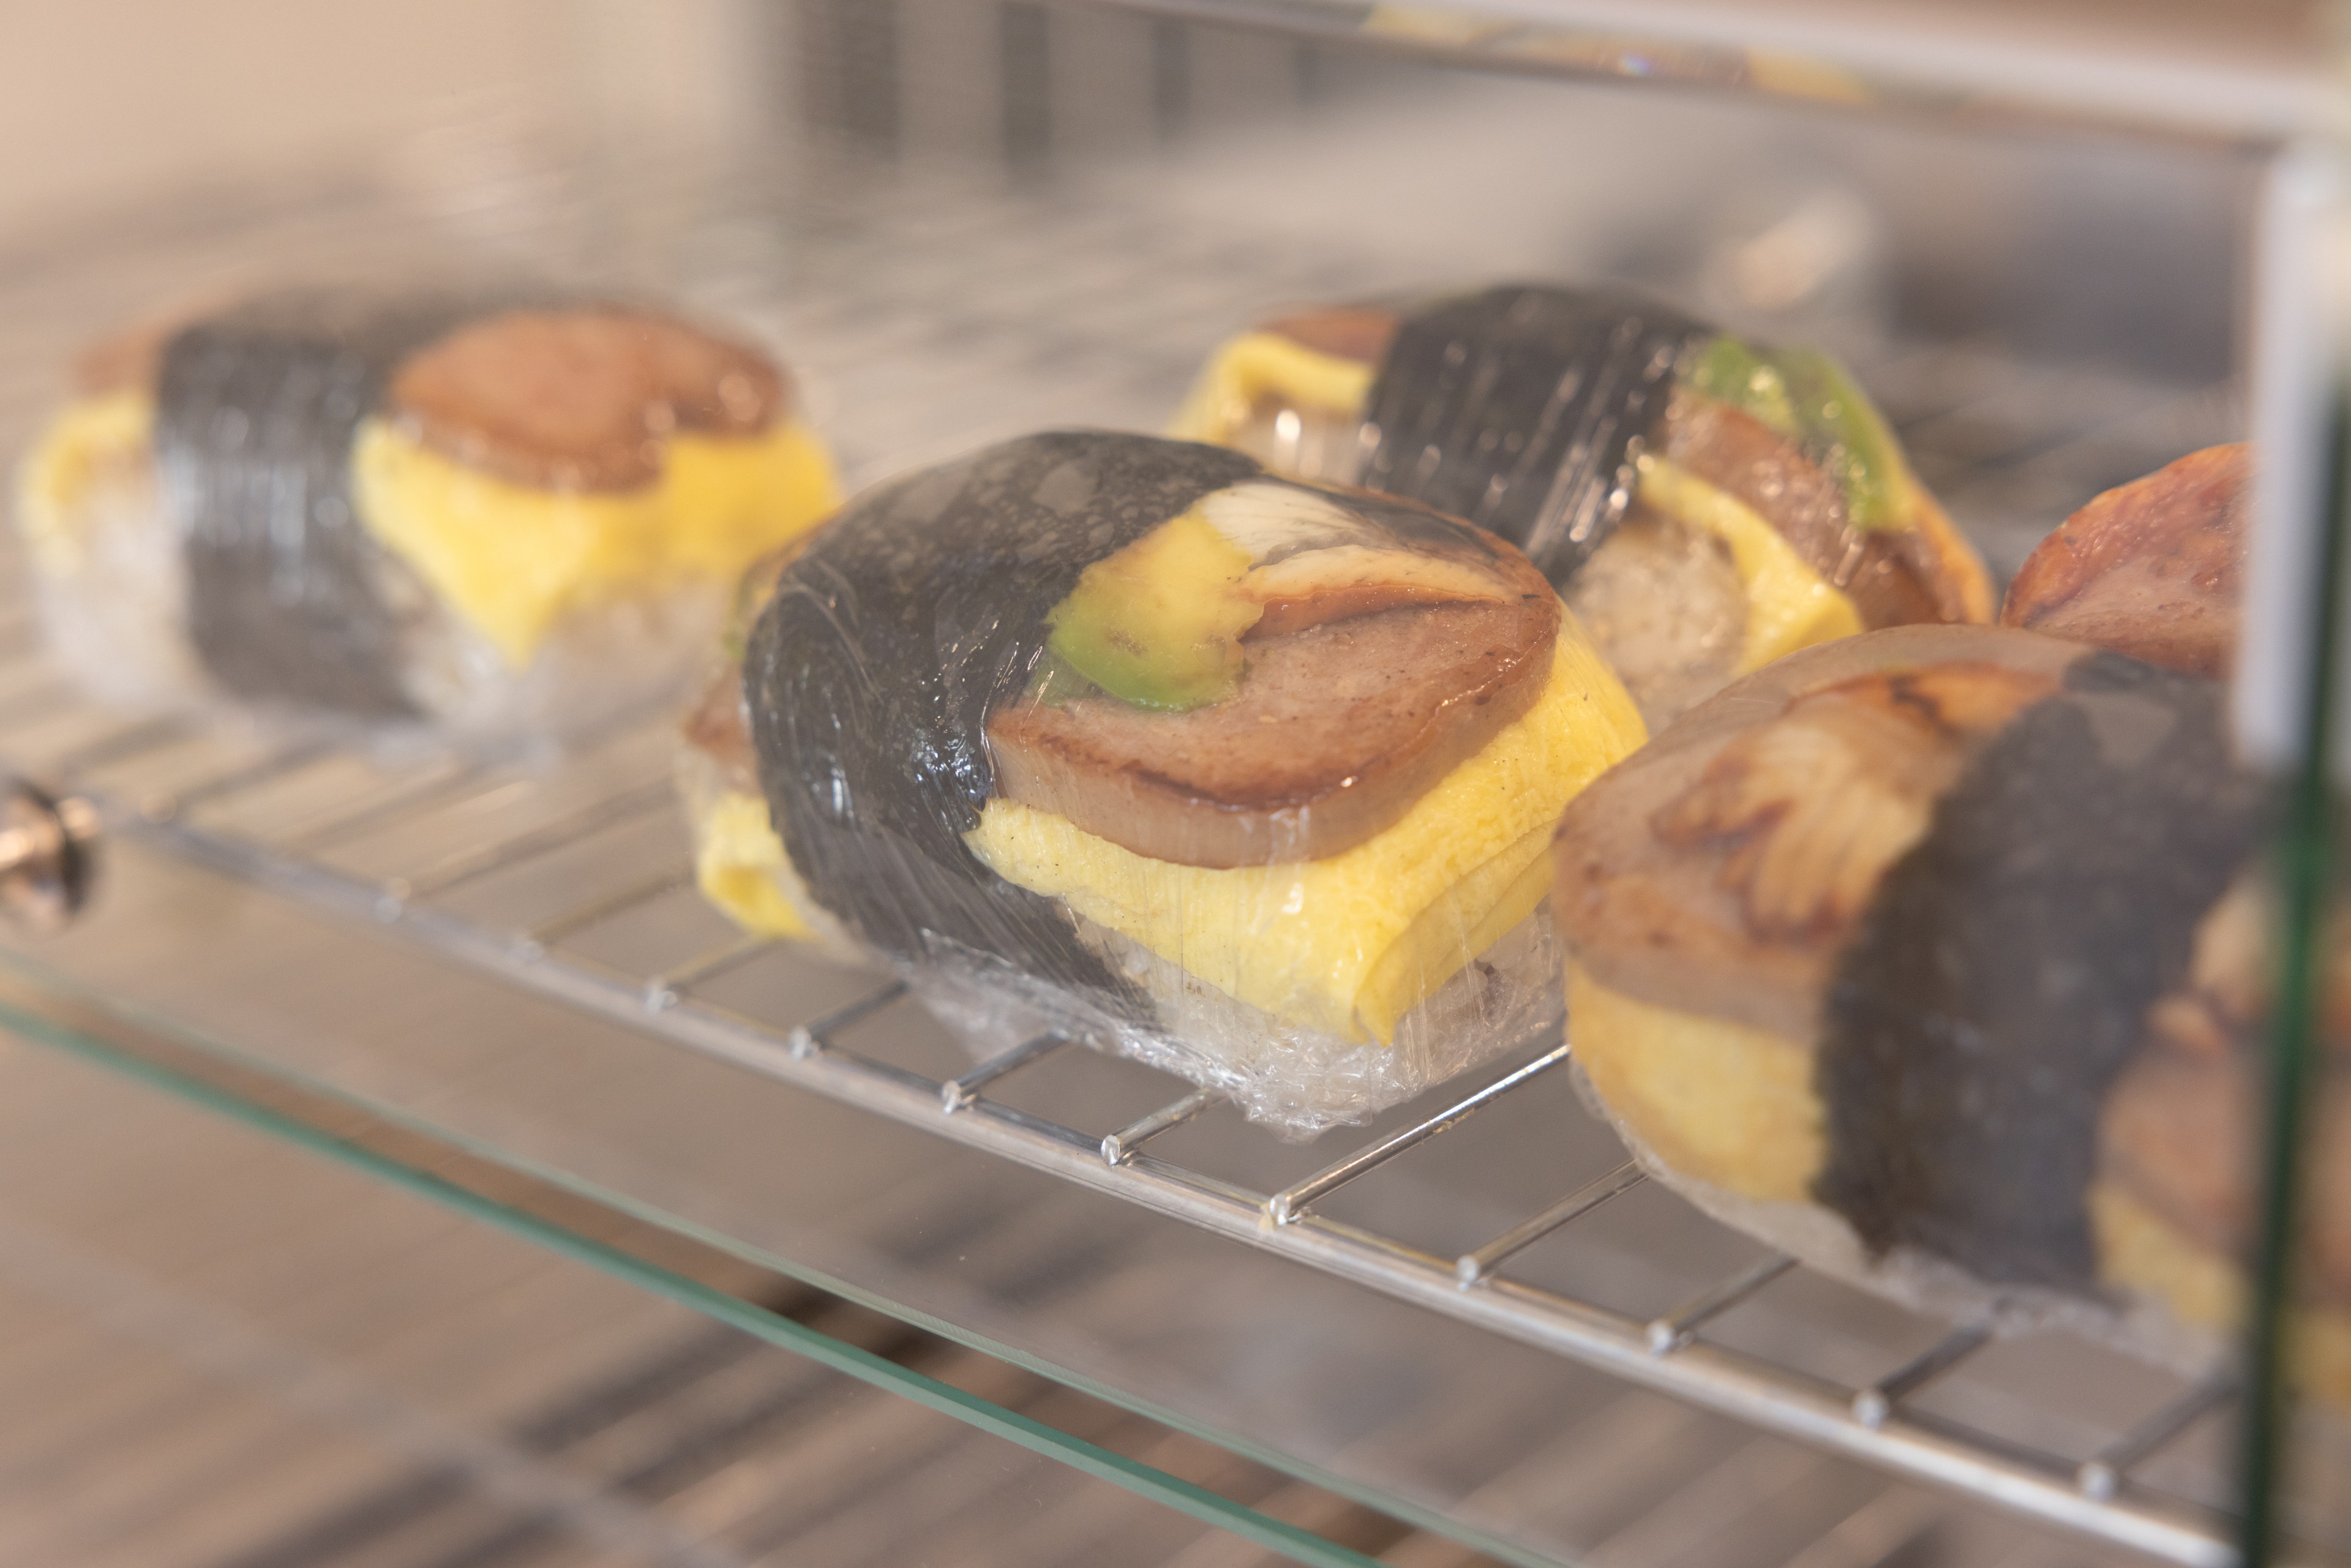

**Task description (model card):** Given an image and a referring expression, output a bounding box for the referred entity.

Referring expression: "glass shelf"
[0,987,1430,1568]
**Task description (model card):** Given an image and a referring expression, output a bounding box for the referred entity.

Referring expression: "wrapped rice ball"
[1176,285,1992,727]
[738,430,1646,1132]
[1552,449,2351,1393]
[1550,627,2268,1351]
[15,289,840,748]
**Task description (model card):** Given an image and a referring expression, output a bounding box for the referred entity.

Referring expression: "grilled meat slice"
[2003,443,2247,678]
[1552,625,2078,1042]
[1260,305,1400,367]
[388,307,786,492]
[1655,384,1970,629]
[681,661,759,795]
[990,584,1559,869]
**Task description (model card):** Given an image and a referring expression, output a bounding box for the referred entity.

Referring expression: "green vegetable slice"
[1685,334,1911,533]
[1044,509,1262,711]
[1768,345,1908,533]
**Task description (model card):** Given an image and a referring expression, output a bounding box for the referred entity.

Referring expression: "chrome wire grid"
[37,733,2251,1568]
[0,171,2283,1566]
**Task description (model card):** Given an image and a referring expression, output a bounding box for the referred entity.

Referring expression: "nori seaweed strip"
[154,291,495,715]
[1359,285,1707,587]
[745,432,1264,1011]
[748,432,1518,1011]
[1814,652,2266,1288]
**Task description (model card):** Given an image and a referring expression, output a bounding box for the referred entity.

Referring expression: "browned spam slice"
[1648,659,2057,939]
[1260,304,1400,366]
[388,307,787,492]
[1655,384,1979,629]
[681,547,801,795]
[1243,537,1523,637]
[2003,443,2248,678]
[74,318,176,399]
[681,659,759,794]
[1551,625,2080,1043]
[990,571,1558,869]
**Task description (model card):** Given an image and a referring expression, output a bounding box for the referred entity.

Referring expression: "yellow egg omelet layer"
[17,395,843,671]
[967,617,1646,1045]
[1564,959,1823,1204]
[692,787,812,941]
[1635,455,1862,674]
[352,416,841,667]
[1168,330,1376,448]
[15,391,155,574]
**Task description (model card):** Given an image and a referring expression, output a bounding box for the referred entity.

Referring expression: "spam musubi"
[736,430,1646,1131]
[1174,285,1993,727]
[1548,449,2351,1396]
[16,289,840,747]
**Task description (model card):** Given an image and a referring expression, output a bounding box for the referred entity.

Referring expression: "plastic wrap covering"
[677,549,853,950]
[13,288,841,749]
[742,430,1645,1133]
[1173,283,1994,729]
[1360,287,1704,583]
[160,294,489,716]
[1545,619,2351,1394]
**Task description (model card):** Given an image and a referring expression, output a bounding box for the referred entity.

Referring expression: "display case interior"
[0,2,2338,1564]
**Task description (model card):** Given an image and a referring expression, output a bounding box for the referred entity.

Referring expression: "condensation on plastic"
[1176,283,1985,731]
[16,288,800,754]
[741,430,1640,1134]
[1550,626,2315,1385]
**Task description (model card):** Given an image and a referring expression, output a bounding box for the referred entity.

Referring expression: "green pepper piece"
[1767,346,1907,532]
[1687,334,1801,441]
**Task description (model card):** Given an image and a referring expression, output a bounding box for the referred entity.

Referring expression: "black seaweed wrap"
[153,291,495,715]
[1814,652,2266,1288]
[1360,285,1708,587]
[743,432,1264,1010]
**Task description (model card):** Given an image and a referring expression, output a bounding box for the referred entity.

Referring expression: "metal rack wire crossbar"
[4,696,2244,1568]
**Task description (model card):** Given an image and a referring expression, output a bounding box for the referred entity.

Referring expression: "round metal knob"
[0,779,97,933]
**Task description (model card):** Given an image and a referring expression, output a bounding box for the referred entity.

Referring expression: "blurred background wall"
[0,0,2257,385]
[0,0,758,239]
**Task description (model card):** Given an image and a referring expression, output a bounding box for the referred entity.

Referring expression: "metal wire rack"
[33,733,2241,1568]
[0,176,2286,1567]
